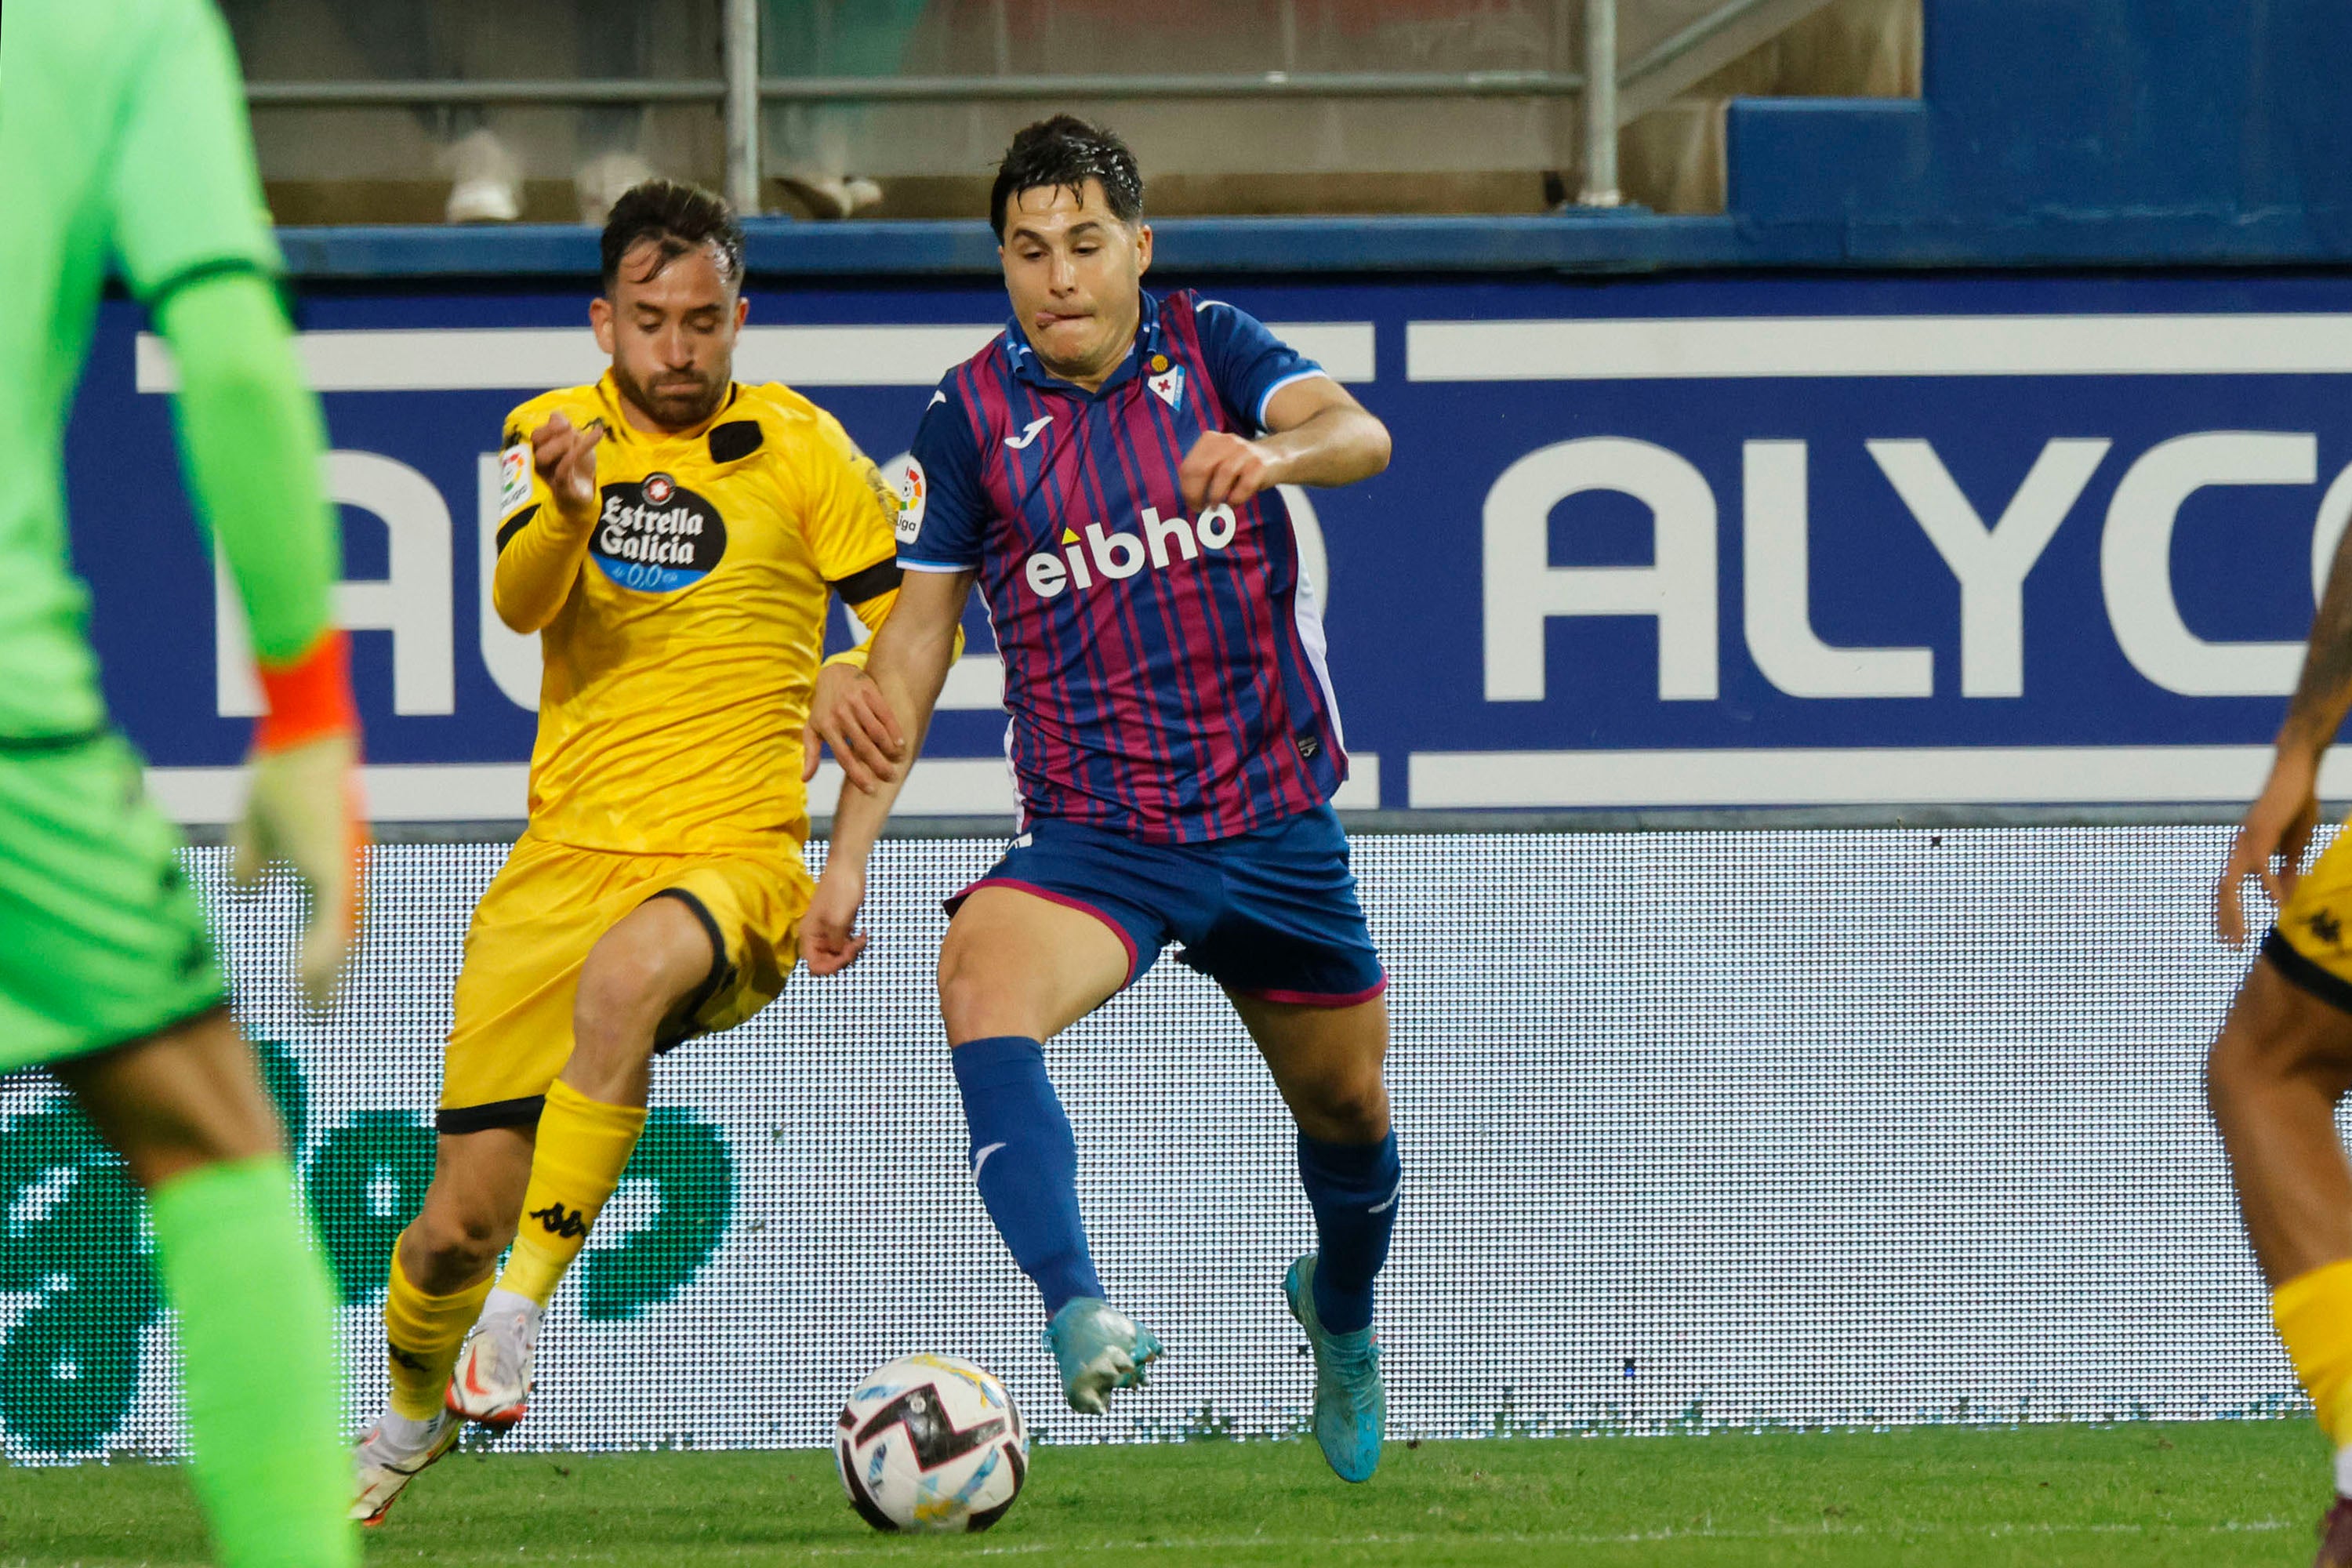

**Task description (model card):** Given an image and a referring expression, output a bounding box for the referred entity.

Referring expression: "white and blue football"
[835,1353,1028,1533]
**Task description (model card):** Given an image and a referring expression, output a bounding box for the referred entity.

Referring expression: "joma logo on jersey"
[1023,504,1240,600]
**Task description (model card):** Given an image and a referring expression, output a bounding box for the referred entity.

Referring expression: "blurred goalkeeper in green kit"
[1,1,367,1563]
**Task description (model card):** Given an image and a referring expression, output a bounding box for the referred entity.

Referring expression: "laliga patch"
[588,470,727,593]
[895,457,927,544]
[1147,363,1185,409]
[499,443,532,514]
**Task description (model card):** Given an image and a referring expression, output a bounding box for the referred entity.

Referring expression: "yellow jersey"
[492,371,903,855]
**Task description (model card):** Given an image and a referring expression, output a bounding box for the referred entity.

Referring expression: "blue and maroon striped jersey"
[897,289,1348,844]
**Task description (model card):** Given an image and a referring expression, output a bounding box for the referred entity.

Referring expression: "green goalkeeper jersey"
[0,0,329,739]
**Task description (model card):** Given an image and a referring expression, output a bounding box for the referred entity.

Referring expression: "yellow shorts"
[437,833,814,1133]
[2270,821,2352,1009]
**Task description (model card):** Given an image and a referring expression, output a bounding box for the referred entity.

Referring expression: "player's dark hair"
[989,115,1144,240]
[600,180,746,293]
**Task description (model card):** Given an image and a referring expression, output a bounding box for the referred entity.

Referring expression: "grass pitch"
[0,1422,2329,1566]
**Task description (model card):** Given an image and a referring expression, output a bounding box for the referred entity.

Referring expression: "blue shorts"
[947,804,1387,1006]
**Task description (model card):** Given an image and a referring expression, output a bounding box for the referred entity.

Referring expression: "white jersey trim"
[1254,368,1331,433]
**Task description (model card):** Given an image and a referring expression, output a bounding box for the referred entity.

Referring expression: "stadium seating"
[225,0,1919,223]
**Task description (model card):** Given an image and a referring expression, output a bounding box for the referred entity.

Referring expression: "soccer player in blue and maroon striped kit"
[802,115,1398,1482]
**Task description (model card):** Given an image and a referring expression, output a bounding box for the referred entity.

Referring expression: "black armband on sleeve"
[829,557,903,604]
[495,503,540,554]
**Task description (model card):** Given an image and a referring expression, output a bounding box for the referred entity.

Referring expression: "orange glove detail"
[234,630,368,1008]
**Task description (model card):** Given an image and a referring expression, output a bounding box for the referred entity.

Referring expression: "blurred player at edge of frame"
[807,116,1400,1483]
[349,180,940,1525]
[2215,479,2352,1564]
[0,1,368,1563]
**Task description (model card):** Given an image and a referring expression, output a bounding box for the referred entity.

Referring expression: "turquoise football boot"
[1283,1254,1384,1482]
[1044,1298,1164,1415]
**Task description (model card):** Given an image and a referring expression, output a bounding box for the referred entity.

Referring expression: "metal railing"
[239,0,1779,216]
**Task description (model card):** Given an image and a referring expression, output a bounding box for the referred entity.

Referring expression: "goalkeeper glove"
[232,630,368,1008]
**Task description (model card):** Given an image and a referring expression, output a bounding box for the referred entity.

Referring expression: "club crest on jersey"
[590,471,727,593]
[896,458,927,544]
[1147,363,1185,409]
[1024,503,1238,600]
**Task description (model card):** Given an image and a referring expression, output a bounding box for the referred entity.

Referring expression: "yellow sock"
[496,1079,648,1308]
[383,1242,495,1421]
[2276,1258,2352,1442]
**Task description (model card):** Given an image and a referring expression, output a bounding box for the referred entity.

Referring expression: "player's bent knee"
[405,1209,513,1289]
[412,1174,521,1269]
[1298,1078,1388,1142]
[419,1195,512,1256]
[937,942,1020,1043]
[54,1010,286,1188]
[1278,1057,1388,1141]
[2206,1010,2296,1128]
[938,972,1009,1045]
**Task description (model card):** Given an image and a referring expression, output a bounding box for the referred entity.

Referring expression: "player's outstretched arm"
[805,589,967,788]
[2220,519,2352,943]
[158,270,365,1008]
[803,568,972,975]
[1178,377,1391,513]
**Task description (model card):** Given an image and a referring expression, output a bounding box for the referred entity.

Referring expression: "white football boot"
[446,1291,540,1429]
[350,1409,461,1526]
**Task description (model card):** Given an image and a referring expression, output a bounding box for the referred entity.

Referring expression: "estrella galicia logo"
[592,471,727,593]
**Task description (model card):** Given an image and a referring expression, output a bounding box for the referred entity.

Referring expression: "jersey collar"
[1000,289,1165,397]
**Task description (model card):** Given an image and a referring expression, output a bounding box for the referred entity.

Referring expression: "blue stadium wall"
[10,0,2352,1456]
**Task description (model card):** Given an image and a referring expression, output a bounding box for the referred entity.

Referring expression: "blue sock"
[950,1036,1103,1319]
[1298,1130,1400,1335]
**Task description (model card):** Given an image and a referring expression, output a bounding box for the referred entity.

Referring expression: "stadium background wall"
[0,828,2302,1460]
[30,168,2352,1453]
[72,267,2352,821]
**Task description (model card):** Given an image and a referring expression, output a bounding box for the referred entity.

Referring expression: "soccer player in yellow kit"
[351,182,916,1523]
[2216,477,2352,1563]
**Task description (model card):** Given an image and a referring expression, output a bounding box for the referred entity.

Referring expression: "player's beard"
[614,359,728,433]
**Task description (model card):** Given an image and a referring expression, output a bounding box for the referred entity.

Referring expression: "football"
[835,1354,1028,1532]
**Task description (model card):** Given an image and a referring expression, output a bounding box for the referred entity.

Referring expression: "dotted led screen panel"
[0,829,2295,1458]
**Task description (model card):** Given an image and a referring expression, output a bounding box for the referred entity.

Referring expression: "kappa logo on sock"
[528,1200,590,1240]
